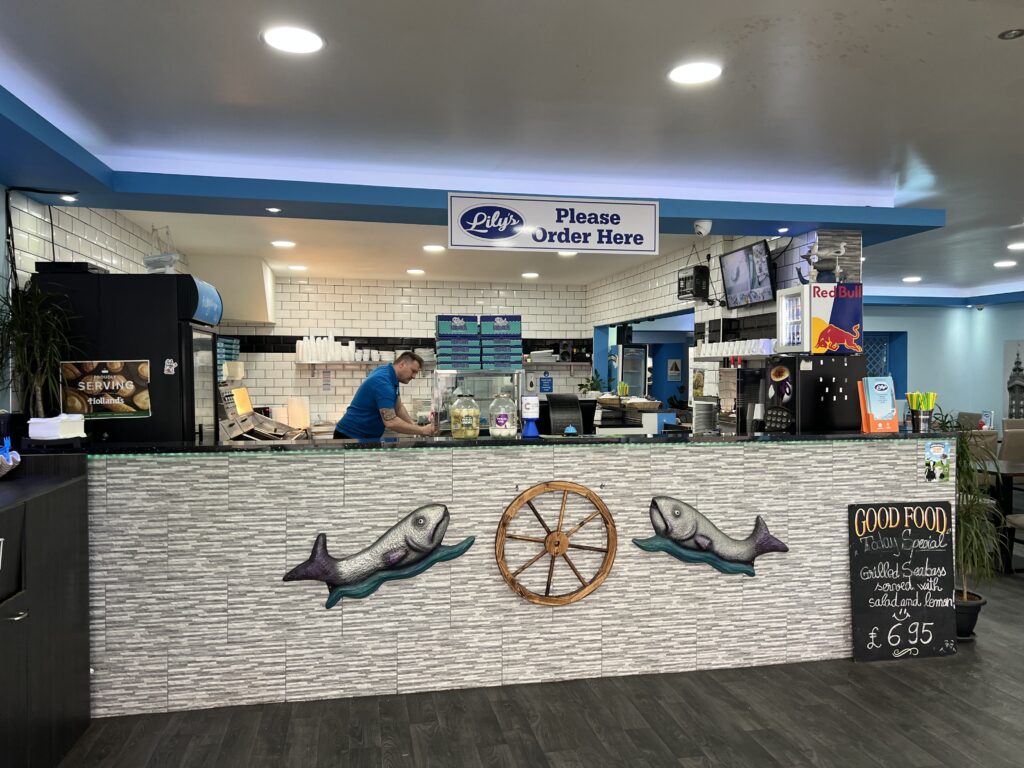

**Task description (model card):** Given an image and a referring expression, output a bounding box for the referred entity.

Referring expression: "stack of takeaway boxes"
[435,314,523,370]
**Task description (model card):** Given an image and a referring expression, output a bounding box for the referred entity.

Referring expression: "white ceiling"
[2,0,1024,293]
[121,211,696,284]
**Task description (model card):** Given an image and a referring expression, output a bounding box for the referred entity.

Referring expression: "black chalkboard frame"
[848,501,957,662]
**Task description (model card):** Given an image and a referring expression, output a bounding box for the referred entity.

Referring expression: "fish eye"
[673,509,681,518]
[415,516,426,526]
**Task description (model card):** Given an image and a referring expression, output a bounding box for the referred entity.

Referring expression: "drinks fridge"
[608,344,648,397]
[775,283,864,355]
[34,271,223,444]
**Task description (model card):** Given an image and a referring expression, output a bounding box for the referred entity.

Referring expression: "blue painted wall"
[865,303,1024,428]
[592,326,610,391]
[649,339,691,405]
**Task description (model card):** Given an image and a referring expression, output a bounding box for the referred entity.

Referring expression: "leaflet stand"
[857,378,899,433]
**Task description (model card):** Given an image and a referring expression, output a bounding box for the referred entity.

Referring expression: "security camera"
[975,304,985,311]
[694,219,713,237]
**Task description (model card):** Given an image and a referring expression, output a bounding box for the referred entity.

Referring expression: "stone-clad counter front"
[86,438,955,717]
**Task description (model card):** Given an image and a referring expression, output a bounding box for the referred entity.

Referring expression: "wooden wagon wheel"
[495,481,617,606]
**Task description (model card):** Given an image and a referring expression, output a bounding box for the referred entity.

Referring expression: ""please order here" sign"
[448,193,659,255]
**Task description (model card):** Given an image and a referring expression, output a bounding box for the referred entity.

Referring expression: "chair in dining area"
[957,411,983,430]
[1003,418,1024,431]
[998,429,1024,571]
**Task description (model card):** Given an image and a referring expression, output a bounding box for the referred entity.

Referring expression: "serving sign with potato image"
[61,360,151,418]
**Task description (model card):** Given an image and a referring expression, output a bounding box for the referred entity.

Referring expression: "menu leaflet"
[848,501,956,662]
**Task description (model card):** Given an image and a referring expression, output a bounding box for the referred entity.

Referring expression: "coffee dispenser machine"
[760,354,867,434]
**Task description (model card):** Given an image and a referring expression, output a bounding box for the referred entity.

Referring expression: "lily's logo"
[459,205,524,240]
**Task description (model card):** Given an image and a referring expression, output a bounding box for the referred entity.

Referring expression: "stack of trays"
[479,315,522,370]
[436,315,481,369]
[692,401,718,435]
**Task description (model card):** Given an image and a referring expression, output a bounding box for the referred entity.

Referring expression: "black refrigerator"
[35,271,223,445]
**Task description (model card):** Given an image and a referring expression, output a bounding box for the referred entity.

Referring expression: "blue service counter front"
[85,435,954,716]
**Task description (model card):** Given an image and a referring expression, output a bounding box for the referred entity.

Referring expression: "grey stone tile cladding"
[86,439,954,716]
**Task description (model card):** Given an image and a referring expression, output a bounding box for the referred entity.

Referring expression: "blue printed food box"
[481,339,522,350]
[480,315,521,336]
[436,314,479,337]
[436,340,482,353]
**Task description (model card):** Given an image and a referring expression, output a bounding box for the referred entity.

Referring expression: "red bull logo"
[816,323,862,352]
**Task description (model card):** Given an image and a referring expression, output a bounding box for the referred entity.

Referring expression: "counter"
[85,433,956,716]
[83,429,948,453]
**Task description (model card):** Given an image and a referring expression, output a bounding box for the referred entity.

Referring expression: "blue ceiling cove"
[0,86,944,244]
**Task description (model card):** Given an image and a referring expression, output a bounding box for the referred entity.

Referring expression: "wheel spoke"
[527,500,552,533]
[545,555,556,596]
[567,542,607,553]
[556,489,569,532]
[507,533,546,545]
[565,510,601,537]
[513,549,547,577]
[562,553,587,586]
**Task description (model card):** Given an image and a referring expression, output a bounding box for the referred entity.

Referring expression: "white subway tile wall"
[218,277,591,418]
[8,192,188,285]
[12,194,862,414]
[219,277,589,338]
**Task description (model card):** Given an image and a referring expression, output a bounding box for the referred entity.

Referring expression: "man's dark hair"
[395,351,424,367]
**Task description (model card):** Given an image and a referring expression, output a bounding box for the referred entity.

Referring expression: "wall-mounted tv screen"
[720,240,775,309]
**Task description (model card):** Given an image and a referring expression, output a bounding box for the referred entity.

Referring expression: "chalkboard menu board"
[848,501,957,662]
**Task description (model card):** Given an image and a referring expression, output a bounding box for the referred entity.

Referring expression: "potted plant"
[932,411,1002,639]
[0,280,77,418]
[577,369,606,399]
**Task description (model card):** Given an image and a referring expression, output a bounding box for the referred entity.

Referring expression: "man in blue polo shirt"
[334,352,436,439]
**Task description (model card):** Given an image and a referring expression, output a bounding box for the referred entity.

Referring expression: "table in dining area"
[983,459,1024,572]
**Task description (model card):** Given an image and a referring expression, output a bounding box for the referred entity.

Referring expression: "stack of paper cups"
[286,396,311,428]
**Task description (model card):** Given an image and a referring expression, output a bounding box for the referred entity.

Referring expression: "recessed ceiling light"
[558,251,578,257]
[271,240,296,248]
[994,260,1018,268]
[266,207,282,214]
[423,245,446,253]
[966,304,973,308]
[1008,242,1024,251]
[668,62,722,85]
[261,26,324,54]
[521,272,539,279]
[60,195,77,202]
[407,268,425,275]
[777,227,789,234]
[902,276,922,283]
[998,29,1024,40]
[287,265,307,271]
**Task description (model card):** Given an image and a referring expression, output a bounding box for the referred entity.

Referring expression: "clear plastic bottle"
[488,388,518,437]
[450,393,481,439]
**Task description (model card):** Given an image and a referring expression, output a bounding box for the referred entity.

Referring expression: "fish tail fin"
[283,533,338,583]
[752,515,789,555]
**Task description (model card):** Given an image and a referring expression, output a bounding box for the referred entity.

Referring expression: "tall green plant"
[0,281,76,417]
[932,411,1002,599]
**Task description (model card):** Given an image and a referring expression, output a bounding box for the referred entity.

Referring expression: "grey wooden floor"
[59,568,1024,768]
